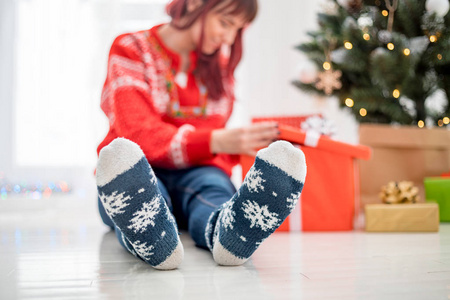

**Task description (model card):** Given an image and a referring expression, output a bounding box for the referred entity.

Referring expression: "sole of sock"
[212,141,306,266]
[97,138,183,270]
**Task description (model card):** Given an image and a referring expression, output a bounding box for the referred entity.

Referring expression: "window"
[14,0,169,168]
[0,0,169,194]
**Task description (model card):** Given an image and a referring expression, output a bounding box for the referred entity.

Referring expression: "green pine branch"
[292,0,449,126]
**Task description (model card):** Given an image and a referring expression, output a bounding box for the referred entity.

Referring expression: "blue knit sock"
[96,138,183,270]
[206,141,307,266]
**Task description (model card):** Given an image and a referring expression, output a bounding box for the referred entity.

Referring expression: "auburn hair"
[166,0,258,100]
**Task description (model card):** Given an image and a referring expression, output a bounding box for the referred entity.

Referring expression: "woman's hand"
[210,122,280,156]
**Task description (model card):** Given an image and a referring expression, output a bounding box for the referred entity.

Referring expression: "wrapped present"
[425,177,450,221]
[253,115,337,138]
[365,203,439,232]
[253,115,322,130]
[241,122,372,231]
[359,124,450,209]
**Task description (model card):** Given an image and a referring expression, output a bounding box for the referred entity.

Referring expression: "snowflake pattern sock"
[96,138,183,270]
[206,140,307,266]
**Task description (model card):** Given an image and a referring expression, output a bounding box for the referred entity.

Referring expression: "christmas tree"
[294,0,450,127]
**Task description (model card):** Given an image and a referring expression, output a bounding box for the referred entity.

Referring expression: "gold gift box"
[359,124,450,208]
[365,203,439,232]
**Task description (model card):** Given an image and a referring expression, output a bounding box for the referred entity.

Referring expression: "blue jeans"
[98,166,236,250]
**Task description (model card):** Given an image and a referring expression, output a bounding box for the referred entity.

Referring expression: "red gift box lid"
[252,115,371,160]
[253,115,321,128]
[278,125,372,160]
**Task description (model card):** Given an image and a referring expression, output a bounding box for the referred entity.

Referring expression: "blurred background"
[0,0,357,201]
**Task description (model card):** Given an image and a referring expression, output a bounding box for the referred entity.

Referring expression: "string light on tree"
[393,89,400,98]
[418,120,425,128]
[294,0,450,126]
[345,98,355,107]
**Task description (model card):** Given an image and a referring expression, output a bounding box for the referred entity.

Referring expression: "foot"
[209,140,307,266]
[96,138,183,270]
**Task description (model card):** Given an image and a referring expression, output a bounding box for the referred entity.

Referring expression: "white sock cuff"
[96,138,145,187]
[257,140,307,183]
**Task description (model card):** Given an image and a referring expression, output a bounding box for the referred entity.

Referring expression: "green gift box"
[425,177,450,221]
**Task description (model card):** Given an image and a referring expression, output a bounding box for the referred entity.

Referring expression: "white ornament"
[343,16,358,30]
[409,36,430,56]
[331,48,347,64]
[357,14,374,29]
[425,89,448,115]
[378,30,392,43]
[297,60,319,84]
[426,0,450,17]
[399,96,417,118]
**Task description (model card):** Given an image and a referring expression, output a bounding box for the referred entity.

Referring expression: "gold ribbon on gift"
[379,181,420,204]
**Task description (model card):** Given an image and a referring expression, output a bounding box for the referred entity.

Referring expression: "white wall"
[0,0,15,176]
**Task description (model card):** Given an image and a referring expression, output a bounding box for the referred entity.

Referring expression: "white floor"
[1,195,450,300]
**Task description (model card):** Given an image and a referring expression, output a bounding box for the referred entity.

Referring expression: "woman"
[96,0,306,270]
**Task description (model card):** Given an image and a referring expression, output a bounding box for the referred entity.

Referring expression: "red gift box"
[241,119,371,231]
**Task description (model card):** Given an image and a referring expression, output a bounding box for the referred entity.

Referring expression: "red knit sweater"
[97,25,239,176]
